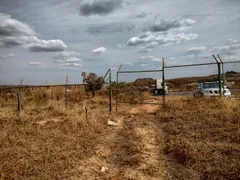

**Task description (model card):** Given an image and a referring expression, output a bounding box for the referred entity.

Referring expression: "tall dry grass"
[0,87,239,179]
[159,97,240,180]
[0,90,111,179]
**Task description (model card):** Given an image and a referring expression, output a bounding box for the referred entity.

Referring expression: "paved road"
[167,89,240,97]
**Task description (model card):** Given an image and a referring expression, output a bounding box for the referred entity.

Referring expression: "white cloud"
[28,62,42,66]
[58,63,82,68]
[142,56,161,62]
[66,57,81,63]
[187,46,207,54]
[140,63,150,66]
[55,51,79,59]
[53,51,82,68]
[54,51,82,68]
[213,38,240,55]
[0,13,67,52]
[126,18,197,51]
[92,47,107,54]
[8,53,15,57]
[0,52,15,59]
[127,31,198,46]
[27,39,67,52]
[0,13,35,37]
[117,44,126,48]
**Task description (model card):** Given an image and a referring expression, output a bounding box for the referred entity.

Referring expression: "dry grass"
[0,87,239,179]
[158,97,240,180]
[0,100,110,179]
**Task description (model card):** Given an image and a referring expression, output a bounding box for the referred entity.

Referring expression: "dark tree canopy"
[82,72,104,97]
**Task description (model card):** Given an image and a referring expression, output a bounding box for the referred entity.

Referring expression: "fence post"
[213,55,222,96]
[217,54,225,95]
[109,69,112,114]
[116,65,122,112]
[162,58,166,106]
[65,75,68,109]
[17,92,21,112]
[17,78,23,112]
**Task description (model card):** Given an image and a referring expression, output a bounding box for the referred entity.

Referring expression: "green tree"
[82,72,104,97]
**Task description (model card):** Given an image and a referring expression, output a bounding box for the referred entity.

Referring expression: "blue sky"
[0,0,240,85]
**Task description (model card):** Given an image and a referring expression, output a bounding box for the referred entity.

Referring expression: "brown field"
[0,87,239,180]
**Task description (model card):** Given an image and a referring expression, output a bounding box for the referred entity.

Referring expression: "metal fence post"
[217,63,222,96]
[217,54,225,85]
[109,69,112,113]
[116,65,122,112]
[162,58,166,106]
[213,55,222,96]
[217,54,225,95]
[103,69,112,114]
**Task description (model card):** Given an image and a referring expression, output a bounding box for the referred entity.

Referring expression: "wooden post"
[85,108,88,121]
[17,78,23,112]
[17,92,21,112]
[65,75,68,109]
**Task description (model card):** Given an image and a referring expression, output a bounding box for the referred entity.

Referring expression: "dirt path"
[68,103,168,179]
[70,104,198,180]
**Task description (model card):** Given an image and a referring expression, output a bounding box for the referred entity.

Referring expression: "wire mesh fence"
[115,55,240,110]
[1,55,240,112]
[0,75,111,113]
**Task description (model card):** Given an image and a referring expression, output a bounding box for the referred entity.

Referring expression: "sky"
[0,0,240,85]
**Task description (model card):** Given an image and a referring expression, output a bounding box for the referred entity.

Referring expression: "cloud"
[79,0,124,16]
[27,39,67,52]
[126,18,197,51]
[136,12,147,19]
[149,18,195,32]
[0,52,15,59]
[53,51,82,67]
[0,13,35,37]
[55,51,79,59]
[213,38,240,55]
[135,42,159,53]
[58,63,82,68]
[66,57,81,63]
[127,31,198,46]
[117,44,126,48]
[92,47,107,54]
[140,63,151,66]
[142,56,161,62]
[87,23,135,34]
[232,15,240,22]
[28,62,42,66]
[0,13,67,52]
[187,46,207,54]
[136,48,152,53]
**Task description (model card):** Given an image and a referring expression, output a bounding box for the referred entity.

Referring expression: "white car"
[194,82,231,98]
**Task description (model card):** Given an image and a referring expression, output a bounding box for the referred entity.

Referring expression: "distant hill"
[133,78,155,86]
[133,71,240,91]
